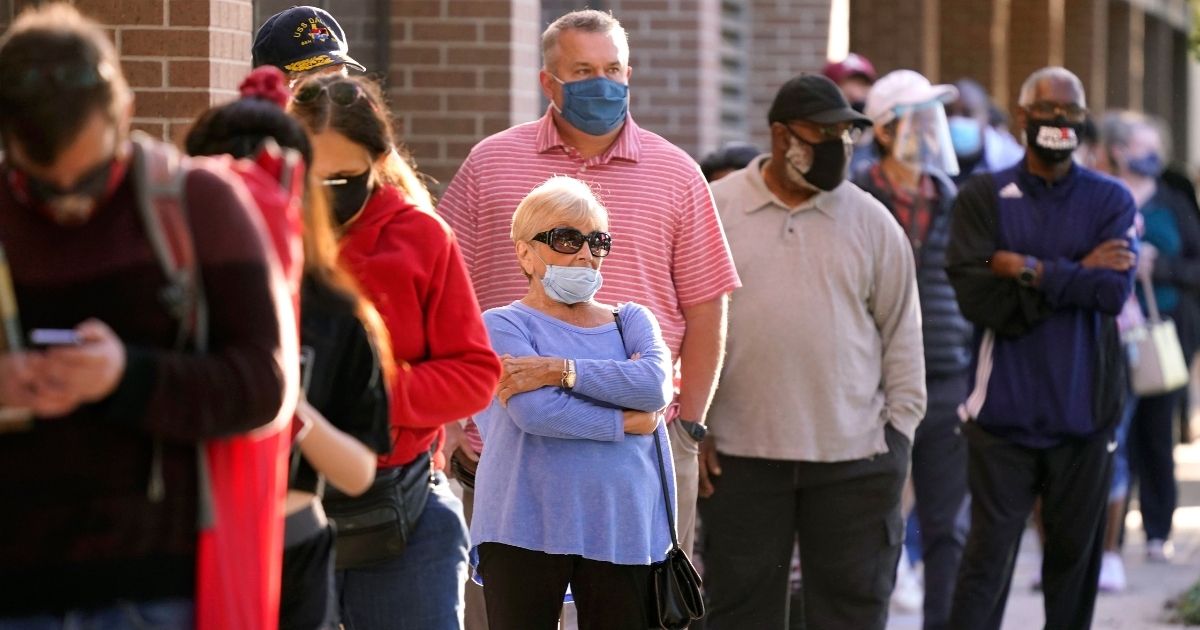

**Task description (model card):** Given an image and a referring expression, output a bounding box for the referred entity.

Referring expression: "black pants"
[1129,389,1180,541]
[950,422,1112,630]
[699,424,910,630]
[476,542,650,630]
[911,373,970,630]
[281,523,337,630]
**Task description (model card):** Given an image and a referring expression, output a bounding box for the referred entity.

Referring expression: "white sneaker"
[891,551,924,613]
[1098,551,1127,592]
[1147,539,1175,563]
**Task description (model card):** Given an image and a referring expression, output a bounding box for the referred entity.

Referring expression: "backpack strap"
[130,133,214,525]
[131,132,209,354]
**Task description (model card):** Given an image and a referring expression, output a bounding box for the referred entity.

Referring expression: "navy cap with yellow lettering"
[252,6,365,75]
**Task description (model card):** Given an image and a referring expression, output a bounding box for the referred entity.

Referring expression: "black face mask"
[324,171,372,226]
[1025,116,1083,165]
[784,131,849,192]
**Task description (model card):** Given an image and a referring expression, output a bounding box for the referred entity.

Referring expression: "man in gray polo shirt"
[700,73,927,629]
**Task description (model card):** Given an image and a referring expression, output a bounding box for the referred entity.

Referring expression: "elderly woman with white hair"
[469,176,675,629]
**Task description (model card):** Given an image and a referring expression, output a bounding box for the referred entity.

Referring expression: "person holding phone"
[0,5,296,625]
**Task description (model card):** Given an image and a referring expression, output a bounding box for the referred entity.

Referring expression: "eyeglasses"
[1024,101,1088,123]
[787,122,862,144]
[531,228,612,258]
[293,81,365,106]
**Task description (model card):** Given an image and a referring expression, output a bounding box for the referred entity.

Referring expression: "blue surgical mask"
[551,75,629,136]
[534,250,603,304]
[1127,152,1163,178]
[948,116,983,158]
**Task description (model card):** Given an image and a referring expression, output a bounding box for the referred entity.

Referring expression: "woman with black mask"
[289,74,501,630]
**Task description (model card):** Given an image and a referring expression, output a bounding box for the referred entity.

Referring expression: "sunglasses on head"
[294,81,365,107]
[2,61,115,98]
[531,227,612,258]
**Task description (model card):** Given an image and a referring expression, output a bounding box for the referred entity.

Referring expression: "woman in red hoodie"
[290,75,501,630]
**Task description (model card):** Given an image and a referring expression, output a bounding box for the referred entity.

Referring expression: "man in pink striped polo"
[438,6,738,584]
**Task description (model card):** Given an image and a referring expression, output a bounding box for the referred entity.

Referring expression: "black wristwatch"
[1017,256,1040,287]
[678,419,707,442]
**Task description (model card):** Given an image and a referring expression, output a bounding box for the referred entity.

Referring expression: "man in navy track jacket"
[946,67,1137,630]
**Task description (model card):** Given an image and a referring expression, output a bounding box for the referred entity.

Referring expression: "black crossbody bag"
[611,311,706,629]
[322,447,434,570]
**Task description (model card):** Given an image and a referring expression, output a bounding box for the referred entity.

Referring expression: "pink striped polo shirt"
[439,109,741,451]
[439,108,740,358]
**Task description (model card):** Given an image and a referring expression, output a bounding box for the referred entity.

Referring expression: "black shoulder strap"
[613,307,681,551]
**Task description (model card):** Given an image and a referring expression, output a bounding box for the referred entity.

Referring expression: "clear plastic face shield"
[891,101,960,176]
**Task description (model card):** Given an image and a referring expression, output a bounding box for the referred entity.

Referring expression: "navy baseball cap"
[252,6,365,75]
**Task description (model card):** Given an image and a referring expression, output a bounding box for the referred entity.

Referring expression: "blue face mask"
[948,116,984,158]
[552,75,629,136]
[1127,152,1163,178]
[534,250,603,304]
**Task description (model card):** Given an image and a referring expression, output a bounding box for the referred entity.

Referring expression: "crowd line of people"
[0,3,1195,630]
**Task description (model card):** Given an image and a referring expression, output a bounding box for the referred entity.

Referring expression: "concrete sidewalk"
[888,442,1200,629]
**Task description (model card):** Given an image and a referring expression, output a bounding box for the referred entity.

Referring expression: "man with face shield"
[853,70,972,630]
[946,67,1138,630]
[701,73,926,629]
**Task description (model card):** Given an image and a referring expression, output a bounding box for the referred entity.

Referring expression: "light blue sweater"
[470,300,676,567]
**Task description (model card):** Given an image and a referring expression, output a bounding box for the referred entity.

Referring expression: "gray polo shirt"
[708,155,927,462]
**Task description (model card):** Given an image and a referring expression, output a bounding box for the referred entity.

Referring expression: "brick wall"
[606,0,722,158]
[387,0,541,191]
[3,0,253,144]
[747,0,832,150]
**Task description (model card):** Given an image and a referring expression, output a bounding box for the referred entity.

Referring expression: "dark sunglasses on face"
[294,81,365,107]
[531,227,612,258]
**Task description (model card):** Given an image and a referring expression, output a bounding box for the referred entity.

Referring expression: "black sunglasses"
[294,81,364,106]
[531,228,612,258]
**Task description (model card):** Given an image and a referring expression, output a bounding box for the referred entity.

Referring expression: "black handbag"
[646,426,706,629]
[322,448,433,570]
[612,310,706,629]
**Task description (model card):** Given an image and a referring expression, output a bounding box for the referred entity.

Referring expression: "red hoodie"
[339,184,500,469]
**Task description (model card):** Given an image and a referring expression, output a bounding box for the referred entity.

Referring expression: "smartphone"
[29,328,82,348]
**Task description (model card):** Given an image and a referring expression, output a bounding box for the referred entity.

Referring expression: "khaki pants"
[669,419,700,557]
[460,483,489,630]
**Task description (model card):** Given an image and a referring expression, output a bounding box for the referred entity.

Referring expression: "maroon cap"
[822,53,877,85]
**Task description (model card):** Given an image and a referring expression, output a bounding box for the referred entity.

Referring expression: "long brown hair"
[287,74,435,210]
[185,68,394,382]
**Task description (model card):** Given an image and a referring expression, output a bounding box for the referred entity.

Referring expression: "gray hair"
[541,10,629,72]
[1100,109,1170,160]
[1017,66,1086,108]
[1098,110,1144,150]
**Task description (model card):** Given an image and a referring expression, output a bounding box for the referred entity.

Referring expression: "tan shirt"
[708,156,927,462]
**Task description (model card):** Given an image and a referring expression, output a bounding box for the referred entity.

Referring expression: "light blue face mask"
[533,250,603,304]
[551,75,629,136]
[948,116,984,157]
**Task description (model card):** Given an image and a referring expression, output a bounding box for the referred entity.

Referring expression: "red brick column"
[389,0,541,190]
[607,0,723,157]
[747,0,832,150]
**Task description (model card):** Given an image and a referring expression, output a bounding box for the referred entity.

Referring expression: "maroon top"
[0,158,291,615]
